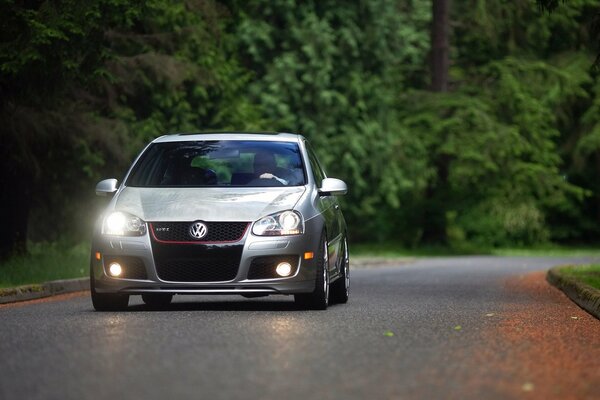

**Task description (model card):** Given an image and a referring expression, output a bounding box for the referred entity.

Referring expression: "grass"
[558,265,600,290]
[351,242,600,258]
[0,242,89,288]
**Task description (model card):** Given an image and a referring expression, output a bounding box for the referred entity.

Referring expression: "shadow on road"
[107,299,307,312]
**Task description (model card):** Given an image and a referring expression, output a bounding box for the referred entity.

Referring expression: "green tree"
[2,0,600,257]
[0,0,142,257]
[0,0,261,258]
[227,0,431,241]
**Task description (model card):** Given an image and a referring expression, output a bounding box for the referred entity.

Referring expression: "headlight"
[102,211,147,236]
[252,210,304,236]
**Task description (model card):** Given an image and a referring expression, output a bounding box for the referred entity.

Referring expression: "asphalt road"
[1,256,599,400]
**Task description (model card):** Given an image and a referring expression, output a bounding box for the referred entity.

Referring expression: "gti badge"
[189,222,208,239]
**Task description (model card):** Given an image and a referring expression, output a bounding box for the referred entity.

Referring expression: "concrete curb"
[0,278,89,304]
[547,266,600,320]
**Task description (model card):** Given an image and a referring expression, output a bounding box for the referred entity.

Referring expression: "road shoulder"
[0,278,89,305]
[547,266,600,320]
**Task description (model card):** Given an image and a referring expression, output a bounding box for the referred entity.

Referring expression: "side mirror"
[318,178,347,196]
[95,178,119,196]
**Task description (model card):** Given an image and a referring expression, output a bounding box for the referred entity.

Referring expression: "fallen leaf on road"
[522,382,534,392]
[454,325,462,331]
[383,330,394,337]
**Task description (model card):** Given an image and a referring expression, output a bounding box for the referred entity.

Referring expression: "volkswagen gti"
[90,132,349,310]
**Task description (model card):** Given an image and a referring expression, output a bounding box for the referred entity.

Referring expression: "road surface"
[1,256,599,400]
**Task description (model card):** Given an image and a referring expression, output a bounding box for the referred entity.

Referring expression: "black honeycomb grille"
[247,256,299,279]
[150,221,249,243]
[104,256,147,280]
[150,236,243,282]
[155,255,240,282]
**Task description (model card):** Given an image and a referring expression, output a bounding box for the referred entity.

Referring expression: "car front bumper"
[91,220,321,296]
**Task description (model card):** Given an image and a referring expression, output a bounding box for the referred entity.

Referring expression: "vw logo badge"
[189,222,208,239]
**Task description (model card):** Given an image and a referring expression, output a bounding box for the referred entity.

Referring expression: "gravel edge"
[0,278,89,304]
[546,266,600,320]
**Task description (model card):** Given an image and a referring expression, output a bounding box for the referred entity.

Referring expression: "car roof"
[152,132,305,143]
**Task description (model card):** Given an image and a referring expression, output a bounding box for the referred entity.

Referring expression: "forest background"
[2,0,600,269]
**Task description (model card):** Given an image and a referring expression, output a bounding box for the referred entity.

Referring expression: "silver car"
[90,132,349,310]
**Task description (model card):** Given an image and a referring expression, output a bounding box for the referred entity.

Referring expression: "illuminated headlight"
[102,211,146,236]
[252,210,304,236]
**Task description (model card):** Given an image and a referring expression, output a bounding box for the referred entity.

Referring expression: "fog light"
[109,262,122,277]
[275,262,292,277]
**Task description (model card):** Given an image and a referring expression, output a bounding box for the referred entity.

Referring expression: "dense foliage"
[1,0,599,257]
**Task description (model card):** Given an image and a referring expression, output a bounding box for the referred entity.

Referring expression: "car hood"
[113,186,306,222]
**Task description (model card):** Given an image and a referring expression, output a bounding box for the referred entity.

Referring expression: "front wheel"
[295,233,329,310]
[90,265,129,311]
[330,238,349,304]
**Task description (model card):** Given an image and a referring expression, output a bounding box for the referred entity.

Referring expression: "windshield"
[126,140,306,187]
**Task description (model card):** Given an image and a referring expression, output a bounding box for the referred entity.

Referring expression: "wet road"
[1,256,599,400]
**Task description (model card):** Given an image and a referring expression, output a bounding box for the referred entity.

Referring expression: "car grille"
[150,231,244,282]
[150,221,249,243]
[247,256,299,279]
[104,256,147,280]
[155,257,240,282]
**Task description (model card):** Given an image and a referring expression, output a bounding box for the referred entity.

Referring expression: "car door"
[306,143,342,276]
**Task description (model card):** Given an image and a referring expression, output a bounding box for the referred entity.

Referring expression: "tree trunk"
[0,123,34,259]
[596,151,600,225]
[423,0,451,245]
[0,168,32,259]
[431,0,450,92]
[422,153,451,245]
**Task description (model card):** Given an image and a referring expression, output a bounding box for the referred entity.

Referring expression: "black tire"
[330,238,349,304]
[90,278,129,311]
[90,269,129,311]
[91,291,129,311]
[295,232,329,310]
[142,293,173,308]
